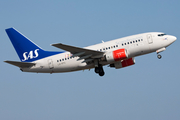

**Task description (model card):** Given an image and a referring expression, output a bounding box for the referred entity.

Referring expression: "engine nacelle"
[110,58,135,69]
[105,49,128,62]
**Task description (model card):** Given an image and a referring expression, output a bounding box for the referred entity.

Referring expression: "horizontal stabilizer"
[4,60,35,68]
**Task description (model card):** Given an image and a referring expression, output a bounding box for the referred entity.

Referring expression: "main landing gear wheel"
[95,67,100,73]
[99,67,105,76]
[94,65,105,76]
[157,54,162,59]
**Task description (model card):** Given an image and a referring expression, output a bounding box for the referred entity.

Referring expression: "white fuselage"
[22,32,176,73]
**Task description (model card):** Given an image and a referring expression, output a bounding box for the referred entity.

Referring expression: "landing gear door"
[48,59,54,69]
[147,34,153,44]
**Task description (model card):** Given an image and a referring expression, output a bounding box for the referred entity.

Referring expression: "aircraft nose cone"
[172,36,177,42]
[169,35,177,43]
[170,36,177,43]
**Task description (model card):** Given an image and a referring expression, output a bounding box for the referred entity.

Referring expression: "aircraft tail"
[5,28,62,62]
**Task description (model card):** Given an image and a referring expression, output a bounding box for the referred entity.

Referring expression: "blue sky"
[1,0,180,120]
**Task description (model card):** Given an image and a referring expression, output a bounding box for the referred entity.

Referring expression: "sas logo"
[22,49,39,61]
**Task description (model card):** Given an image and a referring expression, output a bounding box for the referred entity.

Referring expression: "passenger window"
[103,48,105,50]
[109,47,110,49]
[130,41,132,44]
[62,59,64,61]
[136,40,137,42]
[116,45,118,47]
[133,41,135,43]
[60,59,61,62]
[114,46,115,48]
[57,60,59,62]
[138,39,140,42]
[127,42,129,44]
[141,39,143,41]
[122,44,124,46]
[125,43,126,45]
[106,48,108,50]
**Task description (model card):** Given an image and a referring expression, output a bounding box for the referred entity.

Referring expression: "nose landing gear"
[157,54,162,59]
[156,48,166,59]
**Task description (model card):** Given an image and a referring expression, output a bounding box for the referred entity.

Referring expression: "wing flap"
[77,54,92,61]
[4,60,35,68]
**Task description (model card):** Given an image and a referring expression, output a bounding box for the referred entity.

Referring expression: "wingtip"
[4,60,10,63]
[51,43,54,46]
[51,43,62,46]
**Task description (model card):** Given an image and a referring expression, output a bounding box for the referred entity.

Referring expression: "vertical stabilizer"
[6,28,62,62]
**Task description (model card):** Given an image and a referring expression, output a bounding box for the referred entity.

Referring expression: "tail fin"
[6,28,62,62]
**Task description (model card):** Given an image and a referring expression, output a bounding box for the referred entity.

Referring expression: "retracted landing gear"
[94,65,105,76]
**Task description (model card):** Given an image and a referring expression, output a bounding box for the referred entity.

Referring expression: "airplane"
[4,28,177,76]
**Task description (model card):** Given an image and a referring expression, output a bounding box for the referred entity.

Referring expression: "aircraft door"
[48,59,54,69]
[147,34,153,44]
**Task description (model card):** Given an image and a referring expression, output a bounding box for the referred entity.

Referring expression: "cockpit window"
[158,33,166,36]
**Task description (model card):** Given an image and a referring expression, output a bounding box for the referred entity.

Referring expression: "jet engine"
[109,58,135,69]
[105,48,128,62]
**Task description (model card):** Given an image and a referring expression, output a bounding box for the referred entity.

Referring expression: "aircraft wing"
[51,43,104,59]
[4,60,35,68]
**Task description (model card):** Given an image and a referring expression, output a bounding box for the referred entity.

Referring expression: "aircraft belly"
[53,60,91,72]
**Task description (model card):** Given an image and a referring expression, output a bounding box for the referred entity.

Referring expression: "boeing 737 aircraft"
[4,28,177,76]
